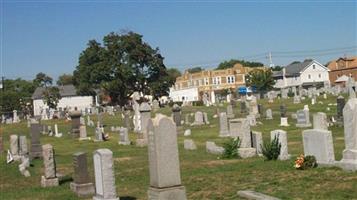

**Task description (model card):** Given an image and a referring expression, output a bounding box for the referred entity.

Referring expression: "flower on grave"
[294,154,305,169]
[294,154,317,170]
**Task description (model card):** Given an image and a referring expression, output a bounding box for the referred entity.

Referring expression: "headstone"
[219,112,229,137]
[70,152,95,197]
[336,96,345,123]
[184,139,197,150]
[19,136,28,156]
[93,149,119,200]
[266,109,273,120]
[323,93,327,99]
[132,92,141,133]
[10,135,20,161]
[172,104,182,126]
[280,117,289,127]
[270,130,290,160]
[240,101,247,113]
[338,98,357,171]
[136,102,151,147]
[79,125,90,141]
[18,155,31,177]
[30,122,42,159]
[94,127,103,142]
[293,95,301,104]
[185,114,190,125]
[13,110,19,123]
[54,124,62,138]
[257,104,264,117]
[280,104,286,117]
[118,127,130,145]
[203,112,210,125]
[206,141,224,155]
[226,105,235,118]
[41,144,59,187]
[152,100,160,112]
[296,109,312,128]
[184,129,191,136]
[303,129,335,165]
[251,131,263,155]
[70,111,82,138]
[123,110,131,130]
[313,112,328,130]
[191,111,204,126]
[147,114,187,199]
[249,96,259,117]
[247,114,257,126]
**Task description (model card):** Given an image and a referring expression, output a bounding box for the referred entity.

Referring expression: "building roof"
[284,59,314,76]
[32,85,77,99]
[327,56,357,71]
[335,75,349,83]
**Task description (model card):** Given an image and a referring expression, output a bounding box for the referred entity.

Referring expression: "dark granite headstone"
[172,104,182,126]
[337,96,345,121]
[258,104,264,115]
[30,122,42,159]
[240,101,247,113]
[280,104,286,117]
[70,152,94,197]
[70,111,82,138]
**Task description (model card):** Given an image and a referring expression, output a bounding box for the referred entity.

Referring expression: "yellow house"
[170,63,251,102]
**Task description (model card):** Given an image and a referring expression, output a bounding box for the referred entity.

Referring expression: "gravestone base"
[238,148,256,158]
[226,114,235,119]
[30,145,43,159]
[79,137,91,141]
[136,139,147,147]
[176,126,184,135]
[219,130,229,137]
[148,185,187,200]
[70,182,95,197]
[337,150,357,171]
[93,196,119,200]
[296,123,312,128]
[41,176,59,187]
[118,141,131,145]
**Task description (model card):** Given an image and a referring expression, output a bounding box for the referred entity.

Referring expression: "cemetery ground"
[1,95,357,200]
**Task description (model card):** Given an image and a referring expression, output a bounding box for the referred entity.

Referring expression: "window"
[308,74,311,79]
[204,78,209,85]
[318,74,321,78]
[212,77,221,85]
[226,75,235,84]
[312,65,316,69]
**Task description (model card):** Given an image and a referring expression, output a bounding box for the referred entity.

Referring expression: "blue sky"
[1,1,356,80]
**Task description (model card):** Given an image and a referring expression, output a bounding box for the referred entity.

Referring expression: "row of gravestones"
[33,114,187,199]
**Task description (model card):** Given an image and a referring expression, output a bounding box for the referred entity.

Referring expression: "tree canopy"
[187,67,203,73]
[245,68,275,97]
[216,59,264,70]
[73,31,171,105]
[57,73,74,86]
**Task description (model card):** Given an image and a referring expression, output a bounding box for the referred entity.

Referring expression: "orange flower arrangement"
[294,154,304,169]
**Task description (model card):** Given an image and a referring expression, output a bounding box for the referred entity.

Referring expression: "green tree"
[187,67,203,73]
[245,68,275,98]
[42,87,61,109]
[217,59,264,70]
[57,73,74,86]
[33,72,53,87]
[271,65,283,71]
[166,68,182,85]
[73,31,171,105]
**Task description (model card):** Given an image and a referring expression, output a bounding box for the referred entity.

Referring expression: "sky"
[1,0,357,80]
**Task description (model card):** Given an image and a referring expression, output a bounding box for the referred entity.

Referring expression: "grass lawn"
[0,94,356,200]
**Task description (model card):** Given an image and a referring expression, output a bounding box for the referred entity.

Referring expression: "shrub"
[222,137,241,159]
[261,135,281,160]
[192,101,204,106]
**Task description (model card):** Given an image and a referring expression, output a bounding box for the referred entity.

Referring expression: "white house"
[169,87,199,102]
[273,59,330,88]
[32,85,94,116]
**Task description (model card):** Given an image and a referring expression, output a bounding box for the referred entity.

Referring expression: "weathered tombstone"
[10,135,20,161]
[280,117,289,127]
[266,109,273,120]
[70,111,82,138]
[293,95,301,104]
[203,112,210,125]
[313,112,328,130]
[226,105,235,118]
[247,114,257,126]
[172,104,182,126]
[249,96,259,117]
[94,127,103,142]
[70,152,95,197]
[79,125,90,141]
[132,92,141,133]
[257,104,264,117]
[184,129,191,136]
[18,155,31,177]
[93,149,119,200]
[280,104,286,117]
[13,110,19,123]
[19,136,28,156]
[251,131,263,155]
[30,122,42,159]
[118,127,130,145]
[270,130,290,160]
[147,114,187,199]
[206,141,224,155]
[336,96,345,124]
[136,102,151,147]
[296,109,312,127]
[152,99,160,112]
[123,110,131,130]
[303,129,335,165]
[219,112,229,137]
[338,98,357,171]
[191,111,204,126]
[184,139,197,150]
[41,144,59,187]
[184,114,190,125]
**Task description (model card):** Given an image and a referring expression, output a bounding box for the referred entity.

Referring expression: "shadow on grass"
[59,175,73,185]
[120,196,137,200]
